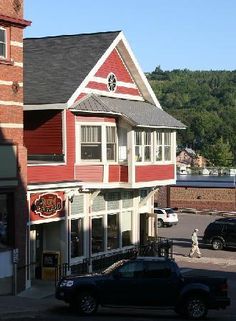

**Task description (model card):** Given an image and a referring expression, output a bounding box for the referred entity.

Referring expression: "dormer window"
[107,73,117,92]
[0,27,6,59]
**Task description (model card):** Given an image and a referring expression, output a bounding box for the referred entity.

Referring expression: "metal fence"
[55,237,173,284]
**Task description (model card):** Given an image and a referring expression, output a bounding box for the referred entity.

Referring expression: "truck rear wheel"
[184,295,208,320]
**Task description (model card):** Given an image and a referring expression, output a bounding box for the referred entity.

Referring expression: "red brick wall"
[0,0,24,18]
[0,0,28,293]
[169,186,235,212]
[155,186,236,212]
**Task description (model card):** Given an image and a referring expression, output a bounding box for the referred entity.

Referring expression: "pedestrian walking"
[189,228,201,258]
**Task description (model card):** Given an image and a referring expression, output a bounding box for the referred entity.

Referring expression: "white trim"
[62,109,67,165]
[0,100,23,106]
[91,76,138,89]
[24,103,67,110]
[10,41,23,47]
[28,216,65,225]
[14,61,23,67]
[0,80,23,86]
[27,181,83,191]
[82,87,144,101]
[0,123,23,128]
[117,32,161,108]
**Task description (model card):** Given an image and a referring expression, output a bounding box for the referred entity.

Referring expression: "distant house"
[176,148,207,168]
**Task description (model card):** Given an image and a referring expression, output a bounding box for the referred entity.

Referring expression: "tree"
[204,137,233,167]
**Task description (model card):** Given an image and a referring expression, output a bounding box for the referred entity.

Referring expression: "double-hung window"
[81,126,101,161]
[0,27,6,59]
[135,130,151,162]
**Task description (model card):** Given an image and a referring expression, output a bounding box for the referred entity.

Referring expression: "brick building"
[0,0,30,294]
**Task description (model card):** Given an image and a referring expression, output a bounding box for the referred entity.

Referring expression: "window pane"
[156,146,162,161]
[0,29,5,43]
[0,43,6,57]
[0,194,9,248]
[164,132,171,145]
[81,144,101,160]
[122,211,132,246]
[118,261,144,278]
[164,146,171,161]
[81,126,101,143]
[156,132,162,145]
[135,131,142,145]
[135,146,142,162]
[144,131,151,145]
[144,146,151,161]
[71,218,84,258]
[107,214,119,250]
[92,217,104,253]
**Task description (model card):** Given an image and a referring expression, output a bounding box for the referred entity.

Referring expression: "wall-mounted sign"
[31,193,63,219]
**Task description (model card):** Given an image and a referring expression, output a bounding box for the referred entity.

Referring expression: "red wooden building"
[0,0,30,294]
[23,31,185,285]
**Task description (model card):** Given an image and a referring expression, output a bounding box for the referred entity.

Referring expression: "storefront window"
[121,211,132,247]
[0,193,12,248]
[107,214,119,250]
[71,218,84,258]
[92,217,104,253]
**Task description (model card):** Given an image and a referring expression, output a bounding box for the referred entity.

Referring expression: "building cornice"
[0,14,31,28]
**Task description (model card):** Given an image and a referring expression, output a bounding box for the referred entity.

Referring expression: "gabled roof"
[24,30,161,108]
[24,31,120,105]
[71,94,186,129]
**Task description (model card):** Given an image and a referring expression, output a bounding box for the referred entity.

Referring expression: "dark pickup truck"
[56,257,230,320]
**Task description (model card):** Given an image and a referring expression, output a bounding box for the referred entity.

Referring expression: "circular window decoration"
[107,73,117,92]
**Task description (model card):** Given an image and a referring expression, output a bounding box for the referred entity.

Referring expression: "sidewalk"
[0,280,62,320]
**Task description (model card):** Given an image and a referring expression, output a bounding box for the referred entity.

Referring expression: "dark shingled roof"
[72,95,186,129]
[23,31,121,105]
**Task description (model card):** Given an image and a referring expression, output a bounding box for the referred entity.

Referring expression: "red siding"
[109,165,128,182]
[24,110,62,154]
[27,110,75,183]
[75,165,103,182]
[95,49,133,82]
[136,164,175,182]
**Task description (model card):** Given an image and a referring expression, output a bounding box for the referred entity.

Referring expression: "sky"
[24,0,236,73]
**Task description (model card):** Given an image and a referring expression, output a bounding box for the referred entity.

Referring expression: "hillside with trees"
[147,67,236,166]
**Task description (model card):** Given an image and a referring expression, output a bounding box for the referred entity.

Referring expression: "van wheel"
[184,296,208,320]
[76,291,98,315]
[212,238,223,250]
[157,219,164,228]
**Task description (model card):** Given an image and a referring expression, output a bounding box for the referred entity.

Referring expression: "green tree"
[204,137,233,167]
